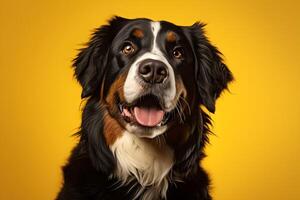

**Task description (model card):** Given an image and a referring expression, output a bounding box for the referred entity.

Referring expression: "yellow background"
[0,0,299,199]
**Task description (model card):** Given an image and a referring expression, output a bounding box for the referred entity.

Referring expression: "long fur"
[56,16,233,200]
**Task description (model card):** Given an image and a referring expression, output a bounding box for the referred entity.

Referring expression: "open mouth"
[118,94,171,128]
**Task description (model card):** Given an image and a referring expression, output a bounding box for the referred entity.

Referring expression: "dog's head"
[74,16,233,139]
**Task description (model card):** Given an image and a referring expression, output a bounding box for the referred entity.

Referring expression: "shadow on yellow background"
[0,0,299,199]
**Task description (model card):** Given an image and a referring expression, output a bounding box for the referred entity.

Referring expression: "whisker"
[179,96,191,115]
[177,99,186,121]
[175,103,184,123]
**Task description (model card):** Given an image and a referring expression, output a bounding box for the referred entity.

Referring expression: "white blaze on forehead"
[123,21,177,112]
[151,21,161,54]
[150,21,176,109]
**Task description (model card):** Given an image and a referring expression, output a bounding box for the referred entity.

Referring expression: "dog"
[56,16,233,200]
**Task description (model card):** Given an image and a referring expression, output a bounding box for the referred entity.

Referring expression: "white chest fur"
[110,131,174,199]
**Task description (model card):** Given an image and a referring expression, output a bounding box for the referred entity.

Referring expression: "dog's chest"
[110,131,174,199]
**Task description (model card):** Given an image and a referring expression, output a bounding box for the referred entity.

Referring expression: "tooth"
[157,122,162,127]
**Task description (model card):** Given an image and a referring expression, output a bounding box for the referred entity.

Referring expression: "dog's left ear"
[188,22,234,113]
[73,16,128,98]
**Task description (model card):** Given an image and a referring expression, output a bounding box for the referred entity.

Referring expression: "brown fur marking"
[102,71,129,145]
[166,31,177,42]
[103,111,124,145]
[105,72,128,106]
[132,29,144,38]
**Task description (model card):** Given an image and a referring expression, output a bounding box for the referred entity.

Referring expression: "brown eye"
[122,43,135,56]
[172,48,184,59]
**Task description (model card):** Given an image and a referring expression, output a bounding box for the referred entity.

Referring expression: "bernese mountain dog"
[56,16,233,200]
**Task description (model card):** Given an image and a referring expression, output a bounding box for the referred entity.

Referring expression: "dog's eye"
[122,42,135,56]
[172,47,184,59]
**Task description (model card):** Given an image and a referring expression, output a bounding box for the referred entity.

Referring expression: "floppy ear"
[73,16,128,98]
[189,22,233,113]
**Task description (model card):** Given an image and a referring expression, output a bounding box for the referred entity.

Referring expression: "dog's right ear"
[73,16,128,98]
[188,22,233,113]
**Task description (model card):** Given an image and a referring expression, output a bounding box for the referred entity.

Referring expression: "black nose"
[138,59,168,84]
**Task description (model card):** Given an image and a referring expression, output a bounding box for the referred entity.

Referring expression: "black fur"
[57,16,233,200]
[74,16,129,99]
[189,22,233,113]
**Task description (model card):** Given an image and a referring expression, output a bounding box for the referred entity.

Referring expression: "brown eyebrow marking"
[166,31,177,42]
[132,28,144,38]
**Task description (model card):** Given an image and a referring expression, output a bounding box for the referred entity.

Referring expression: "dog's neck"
[110,131,174,200]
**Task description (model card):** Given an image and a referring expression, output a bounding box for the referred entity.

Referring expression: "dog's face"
[74,17,233,139]
[105,19,195,138]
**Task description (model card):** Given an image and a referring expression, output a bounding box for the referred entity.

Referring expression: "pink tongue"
[133,107,164,127]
